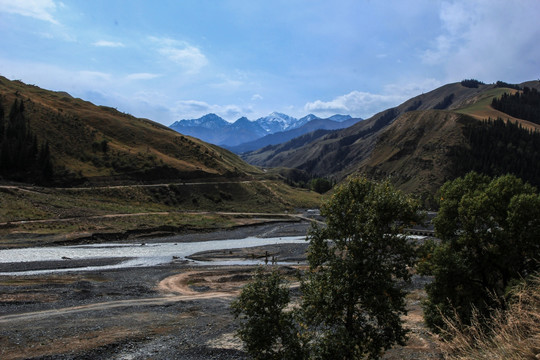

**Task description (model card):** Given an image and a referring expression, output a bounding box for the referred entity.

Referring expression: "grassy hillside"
[0,76,260,184]
[243,80,540,199]
[358,110,468,196]
[0,180,321,247]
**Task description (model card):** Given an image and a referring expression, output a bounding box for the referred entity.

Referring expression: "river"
[0,235,307,275]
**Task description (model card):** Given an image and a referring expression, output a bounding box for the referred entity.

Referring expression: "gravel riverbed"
[0,221,441,359]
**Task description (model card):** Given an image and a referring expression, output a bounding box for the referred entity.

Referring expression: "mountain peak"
[233,116,251,124]
[171,113,229,129]
[256,112,299,133]
[298,114,321,126]
[328,114,352,122]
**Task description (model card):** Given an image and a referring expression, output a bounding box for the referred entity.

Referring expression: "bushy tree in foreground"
[301,178,420,359]
[233,177,421,359]
[420,172,540,332]
[230,268,302,360]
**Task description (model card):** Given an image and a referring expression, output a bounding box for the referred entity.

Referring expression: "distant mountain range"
[226,116,360,153]
[169,112,358,149]
[5,74,540,199]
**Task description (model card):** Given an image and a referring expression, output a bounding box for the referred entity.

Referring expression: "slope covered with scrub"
[0,76,260,185]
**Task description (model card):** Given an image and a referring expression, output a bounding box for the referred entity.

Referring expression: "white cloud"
[251,94,263,101]
[422,0,540,82]
[126,73,161,81]
[93,40,125,48]
[174,100,246,121]
[150,37,208,74]
[304,91,404,119]
[305,77,444,119]
[0,0,59,24]
[383,78,442,99]
[209,76,243,90]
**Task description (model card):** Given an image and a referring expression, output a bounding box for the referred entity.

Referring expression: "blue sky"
[1,0,539,125]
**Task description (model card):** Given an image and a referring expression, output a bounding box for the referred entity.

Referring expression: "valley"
[0,222,439,360]
[2,76,540,359]
[3,2,540,358]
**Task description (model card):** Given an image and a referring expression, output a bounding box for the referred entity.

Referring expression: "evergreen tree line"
[491,86,540,125]
[450,118,540,187]
[0,98,53,182]
[495,80,522,90]
[460,79,484,88]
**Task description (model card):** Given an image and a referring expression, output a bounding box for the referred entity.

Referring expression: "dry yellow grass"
[439,275,540,360]
[456,88,540,132]
[0,76,261,182]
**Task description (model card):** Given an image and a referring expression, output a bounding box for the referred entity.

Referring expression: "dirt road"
[0,222,441,360]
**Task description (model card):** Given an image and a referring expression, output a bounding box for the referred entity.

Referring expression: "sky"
[1,0,539,125]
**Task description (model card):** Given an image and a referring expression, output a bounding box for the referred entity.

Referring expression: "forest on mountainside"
[0,97,53,182]
[491,86,540,125]
[460,79,485,88]
[451,117,540,187]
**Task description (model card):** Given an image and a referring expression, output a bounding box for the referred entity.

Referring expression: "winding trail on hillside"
[0,179,324,226]
[0,179,259,192]
[0,211,322,226]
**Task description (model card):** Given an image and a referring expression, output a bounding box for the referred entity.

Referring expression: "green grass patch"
[0,180,321,246]
[456,88,513,117]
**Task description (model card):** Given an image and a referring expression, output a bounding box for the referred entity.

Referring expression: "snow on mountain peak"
[171,113,229,129]
[256,112,300,132]
[170,112,351,137]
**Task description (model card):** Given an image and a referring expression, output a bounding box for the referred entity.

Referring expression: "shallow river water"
[0,236,306,275]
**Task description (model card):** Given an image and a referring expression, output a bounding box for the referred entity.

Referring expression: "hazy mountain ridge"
[169,112,353,147]
[227,116,361,153]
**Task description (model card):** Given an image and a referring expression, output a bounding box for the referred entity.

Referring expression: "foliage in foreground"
[232,177,421,359]
[230,269,301,360]
[439,275,540,360]
[419,172,540,332]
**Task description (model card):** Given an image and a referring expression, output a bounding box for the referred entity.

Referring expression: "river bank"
[0,221,310,359]
[0,221,441,359]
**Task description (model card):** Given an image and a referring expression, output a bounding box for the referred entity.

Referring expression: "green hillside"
[0,76,260,185]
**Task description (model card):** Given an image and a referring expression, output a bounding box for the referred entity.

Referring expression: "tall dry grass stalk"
[439,275,540,360]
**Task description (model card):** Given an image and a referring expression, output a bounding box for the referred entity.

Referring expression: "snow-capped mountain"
[297,114,321,127]
[170,113,229,130]
[328,114,352,122]
[254,112,301,133]
[169,112,355,147]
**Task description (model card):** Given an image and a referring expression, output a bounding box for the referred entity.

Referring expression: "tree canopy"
[0,98,53,182]
[420,172,540,331]
[301,177,421,359]
[232,177,421,359]
[491,87,540,125]
[230,268,301,360]
[450,117,540,187]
